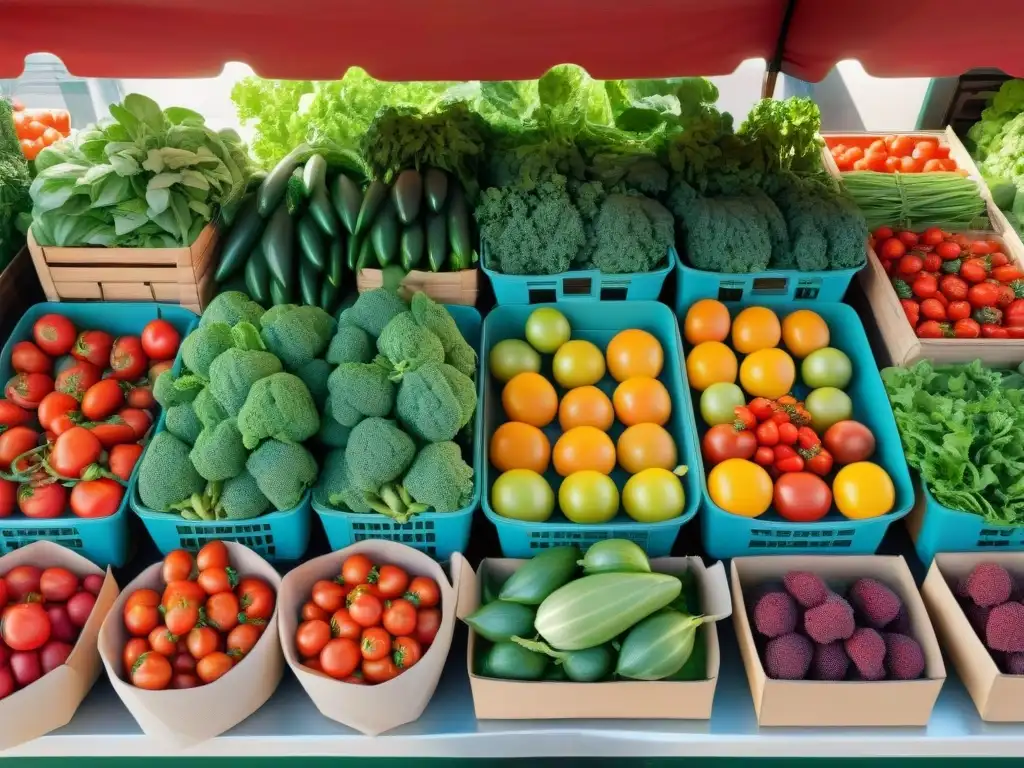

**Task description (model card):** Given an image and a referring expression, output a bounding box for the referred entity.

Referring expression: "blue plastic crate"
[674,259,862,310]
[480,301,703,558]
[910,482,1024,565]
[483,247,675,306]
[694,302,914,559]
[0,302,199,568]
[313,305,483,560]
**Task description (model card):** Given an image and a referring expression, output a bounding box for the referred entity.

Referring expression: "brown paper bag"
[97,542,283,747]
[279,540,463,736]
[0,540,119,751]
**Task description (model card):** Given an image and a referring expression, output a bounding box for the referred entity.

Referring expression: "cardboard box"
[922,553,1024,722]
[455,556,733,720]
[731,555,946,727]
[0,541,119,751]
[97,542,283,747]
[279,540,464,736]
[356,266,479,306]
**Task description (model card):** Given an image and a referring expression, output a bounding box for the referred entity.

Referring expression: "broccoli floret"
[475,175,586,275]
[138,431,205,512]
[345,289,408,338]
[246,439,318,511]
[192,386,228,428]
[315,448,370,513]
[670,184,772,274]
[180,322,235,378]
[345,418,416,519]
[208,347,283,416]
[821,193,868,270]
[403,442,474,513]
[585,193,674,274]
[327,360,396,428]
[771,181,828,271]
[326,323,374,365]
[216,470,271,520]
[295,358,332,411]
[237,372,320,450]
[154,370,201,408]
[395,362,476,443]
[200,291,265,328]
[410,292,477,379]
[377,311,445,376]
[316,401,353,449]
[165,404,203,446]
[747,188,792,269]
[260,304,336,372]
[190,419,248,482]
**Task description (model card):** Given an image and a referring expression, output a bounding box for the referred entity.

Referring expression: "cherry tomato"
[701,423,757,464]
[320,638,361,680]
[196,651,234,683]
[54,361,101,401]
[329,608,362,641]
[774,472,833,523]
[131,652,173,690]
[196,540,229,571]
[406,577,440,608]
[171,672,200,689]
[122,637,150,675]
[72,330,115,369]
[393,636,423,669]
[37,392,79,435]
[39,567,78,602]
[173,652,197,675]
[50,426,102,478]
[80,379,125,421]
[360,626,392,661]
[415,608,441,646]
[6,372,54,409]
[18,482,66,519]
[110,336,148,381]
[148,626,179,656]
[141,319,181,361]
[1,603,50,651]
[187,627,220,660]
[348,591,383,628]
[11,341,52,375]
[382,598,417,637]
[341,554,375,587]
[362,657,400,684]
[226,623,262,659]
[236,577,275,621]
[70,478,124,518]
[312,580,346,613]
[116,407,152,439]
[33,315,76,357]
[205,592,240,632]
[0,426,38,470]
[374,564,409,599]
[162,550,195,584]
[198,567,235,596]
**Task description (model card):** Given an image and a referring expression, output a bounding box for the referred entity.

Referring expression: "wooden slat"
[53,281,102,300]
[101,283,156,301]
[190,225,219,282]
[49,266,177,284]
[151,283,182,302]
[26,230,58,301]
[357,267,480,306]
[43,249,182,266]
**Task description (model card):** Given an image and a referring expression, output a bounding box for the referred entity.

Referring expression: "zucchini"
[244,242,271,306]
[320,278,340,315]
[426,211,448,272]
[370,198,399,267]
[513,638,614,683]
[424,167,449,212]
[308,184,341,238]
[479,641,548,681]
[301,153,327,197]
[331,174,362,235]
[299,258,320,306]
[327,238,344,287]
[615,610,707,681]
[355,179,388,236]
[260,202,295,288]
[534,572,681,651]
[399,221,425,271]
[215,195,264,282]
[391,169,422,225]
[269,276,292,305]
[257,143,309,217]
[297,212,327,270]
[447,183,473,268]
[498,546,580,605]
[579,540,651,575]
[355,237,375,271]
[462,600,536,642]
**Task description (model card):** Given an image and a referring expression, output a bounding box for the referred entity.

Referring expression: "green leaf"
[109,153,141,177]
[180,170,210,191]
[164,106,205,125]
[146,186,171,215]
[123,93,166,134]
[91,174,133,207]
[148,172,184,190]
[108,103,142,140]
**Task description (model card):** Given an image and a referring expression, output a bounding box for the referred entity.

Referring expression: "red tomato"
[196,567,233,596]
[205,592,240,632]
[50,426,102,478]
[382,598,417,636]
[162,550,195,583]
[890,135,915,157]
[348,591,383,628]
[72,331,114,369]
[109,337,148,381]
[109,443,144,481]
[141,319,181,362]
[320,638,361,680]
[360,627,392,661]
[341,554,375,587]
[4,564,41,601]
[186,627,220,660]
[89,421,138,449]
[196,652,234,684]
[126,589,160,611]
[39,567,78,602]
[0,426,38,471]
[393,636,423,670]
[301,601,328,622]
[124,602,160,637]
[148,626,179,656]
[172,649,197,673]
[878,238,906,261]
[361,657,399,684]
[70,478,124,518]
[0,479,16,518]
[162,580,205,609]
[116,407,152,439]
[415,608,441,646]
[37,392,80,435]
[122,637,149,675]
[701,424,757,464]
[52,110,70,134]
[55,361,101,401]
[165,600,200,636]
[18,482,66,519]
[10,341,52,375]
[0,400,31,431]
[196,540,229,571]
[11,650,42,686]
[236,577,275,621]
[374,565,409,600]
[80,379,125,421]
[296,619,332,658]
[312,580,346,613]
[897,231,919,248]
[33,315,76,357]
[773,472,832,523]
[1,603,51,651]
[5,373,54,409]
[125,385,156,410]
[226,623,262,658]
[329,609,362,641]
[131,652,172,690]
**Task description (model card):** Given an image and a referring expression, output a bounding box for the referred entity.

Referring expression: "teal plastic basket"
[0,302,199,568]
[911,482,1024,565]
[480,301,703,558]
[483,247,675,305]
[674,260,862,309]
[695,302,914,559]
[313,305,483,560]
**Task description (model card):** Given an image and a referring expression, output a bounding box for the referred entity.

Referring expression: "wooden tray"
[357,266,479,306]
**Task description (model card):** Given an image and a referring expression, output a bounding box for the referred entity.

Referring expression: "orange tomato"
[617,423,678,474]
[739,348,795,399]
[502,372,558,428]
[21,121,46,141]
[683,299,731,345]
[731,307,781,354]
[781,310,830,358]
[19,138,42,161]
[41,127,62,145]
[558,385,614,431]
[490,422,551,474]
[605,329,663,382]
[613,377,672,427]
[685,341,737,391]
[553,426,616,476]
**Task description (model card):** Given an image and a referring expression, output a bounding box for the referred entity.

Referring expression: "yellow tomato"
[731,307,781,354]
[833,462,895,519]
[707,459,773,517]
[739,348,795,399]
[622,468,686,523]
[559,471,619,524]
[685,341,737,391]
[553,340,606,388]
[782,310,830,358]
[683,299,731,345]
[606,329,664,381]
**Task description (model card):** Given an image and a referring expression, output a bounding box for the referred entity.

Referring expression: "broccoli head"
[326,323,374,365]
[237,372,320,449]
[403,442,474,513]
[585,193,674,274]
[180,322,235,378]
[771,179,831,271]
[295,358,332,411]
[208,347,283,416]
[190,419,248,482]
[315,448,370,514]
[409,292,477,379]
[138,431,206,512]
[670,184,772,273]
[316,402,353,449]
[165,403,203,446]
[377,311,445,376]
[327,360,396,428]
[395,362,475,443]
[154,370,201,408]
[345,418,417,521]
[246,439,318,511]
[216,470,271,520]
[747,188,792,269]
[344,289,408,338]
[200,291,265,328]
[260,304,336,371]
[192,386,228,428]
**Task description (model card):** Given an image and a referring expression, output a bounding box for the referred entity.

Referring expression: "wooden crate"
[356,267,479,306]
[27,224,220,314]
[0,247,45,347]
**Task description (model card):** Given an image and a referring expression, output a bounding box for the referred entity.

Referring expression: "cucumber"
[579,540,651,575]
[308,183,340,238]
[481,569,507,605]
[424,167,449,212]
[370,198,399,267]
[346,234,361,271]
[534,572,681,651]
[299,258,320,306]
[245,171,267,194]
[331,174,362,235]
[513,638,614,682]
[218,190,252,228]
[615,610,707,681]
[257,143,309,217]
[392,169,422,225]
[260,202,295,288]
[400,221,425,271]
[244,242,271,306]
[269,276,292,305]
[355,237,375,270]
[297,212,327,270]
[355,179,388,236]
[544,662,568,681]
[320,277,340,315]
[447,183,473,268]
[463,600,536,642]
[479,641,548,681]
[327,238,344,287]
[302,153,327,197]
[426,211,448,272]
[215,195,263,282]
[498,546,580,605]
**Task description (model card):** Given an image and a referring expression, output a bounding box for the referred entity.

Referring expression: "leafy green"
[0,99,31,270]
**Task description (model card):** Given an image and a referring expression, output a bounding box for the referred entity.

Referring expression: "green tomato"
[525,308,571,354]
[558,471,619,524]
[700,382,746,426]
[489,339,542,382]
[801,347,853,389]
[491,470,554,522]
[804,387,853,434]
[622,468,686,523]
